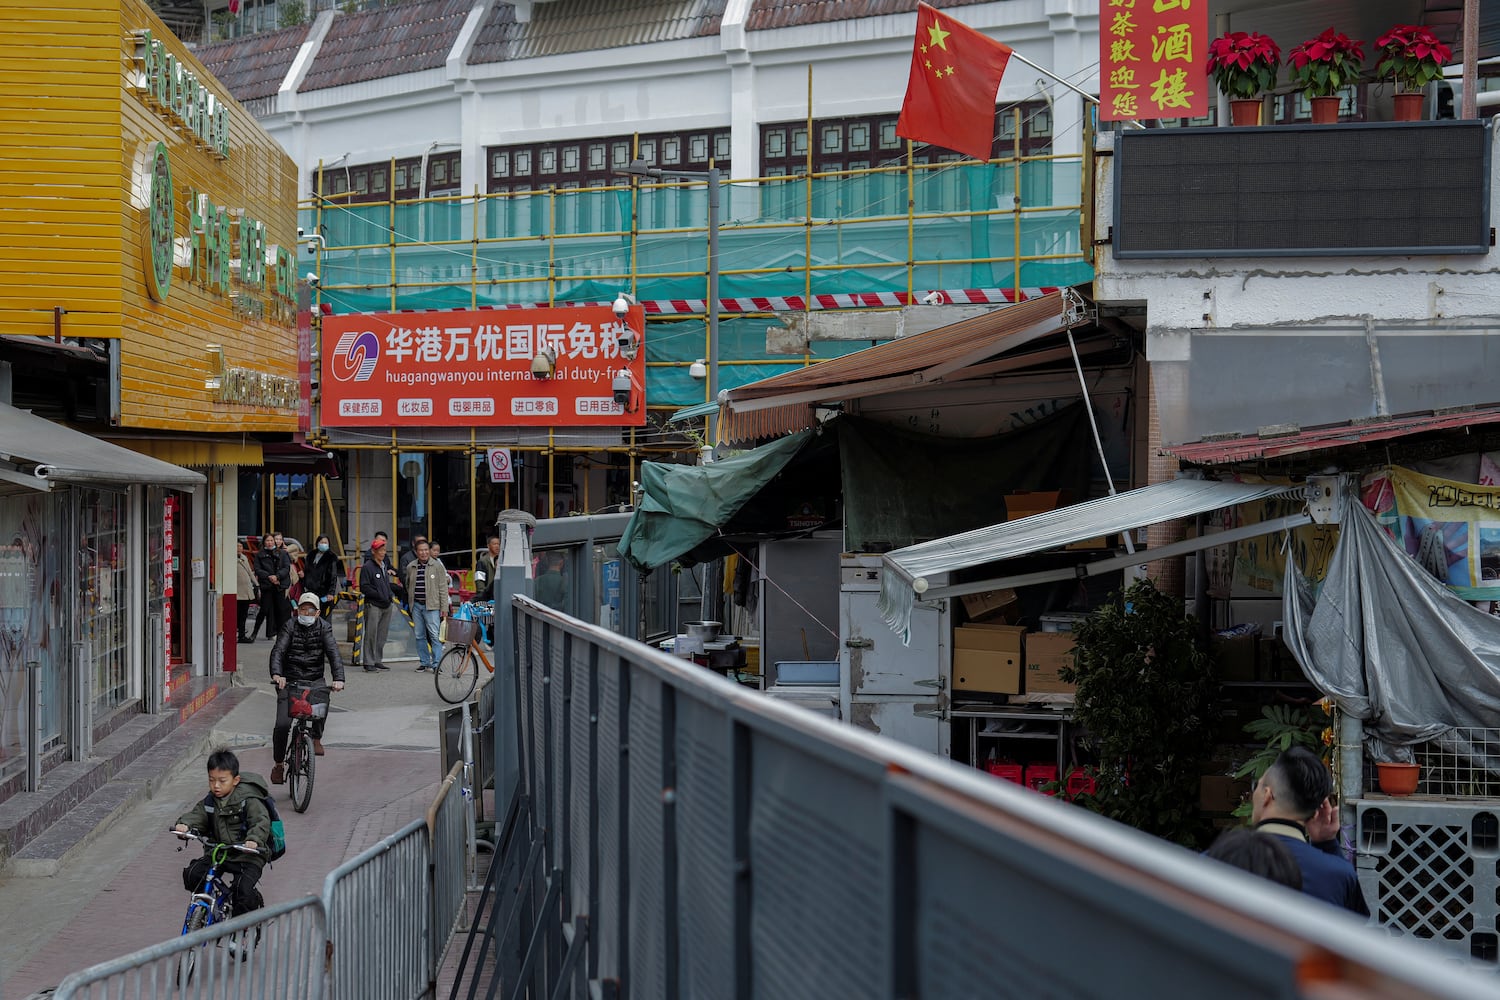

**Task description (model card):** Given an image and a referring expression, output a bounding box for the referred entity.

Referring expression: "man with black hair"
[1249,746,1369,914]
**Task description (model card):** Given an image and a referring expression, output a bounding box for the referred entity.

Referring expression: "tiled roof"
[746,0,991,31]
[468,0,724,65]
[194,23,310,103]
[301,0,474,93]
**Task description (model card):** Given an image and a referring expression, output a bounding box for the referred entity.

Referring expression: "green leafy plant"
[1060,579,1218,848]
[1229,701,1335,818]
[279,0,308,27]
[1287,28,1366,98]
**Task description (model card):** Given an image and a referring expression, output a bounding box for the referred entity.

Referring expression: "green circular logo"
[144,142,173,301]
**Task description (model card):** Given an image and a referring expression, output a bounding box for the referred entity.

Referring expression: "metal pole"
[461,698,479,890]
[706,166,720,445]
[1462,0,1479,119]
[25,660,40,792]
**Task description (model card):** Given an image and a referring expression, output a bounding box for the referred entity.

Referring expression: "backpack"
[203,790,287,863]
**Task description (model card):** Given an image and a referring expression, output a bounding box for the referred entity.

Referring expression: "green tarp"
[619,430,815,571]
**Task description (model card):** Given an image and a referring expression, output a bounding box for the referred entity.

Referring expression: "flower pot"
[1229,99,1263,126]
[1309,96,1342,124]
[1376,762,1420,796]
[1393,92,1424,121]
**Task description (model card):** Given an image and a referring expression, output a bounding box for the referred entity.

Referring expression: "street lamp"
[619,157,720,441]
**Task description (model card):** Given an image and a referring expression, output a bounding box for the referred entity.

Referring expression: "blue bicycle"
[172,829,259,985]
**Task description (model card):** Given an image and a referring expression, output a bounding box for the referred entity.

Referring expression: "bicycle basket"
[288,686,330,719]
[445,617,479,645]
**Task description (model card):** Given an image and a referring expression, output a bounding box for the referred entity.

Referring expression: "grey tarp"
[1284,496,1500,763]
[618,429,813,572]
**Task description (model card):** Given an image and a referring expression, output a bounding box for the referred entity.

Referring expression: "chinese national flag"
[896,3,1013,161]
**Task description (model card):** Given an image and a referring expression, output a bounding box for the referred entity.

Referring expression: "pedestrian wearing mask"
[302,534,341,620]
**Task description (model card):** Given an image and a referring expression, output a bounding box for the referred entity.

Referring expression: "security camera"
[616,326,639,362]
[297,227,305,239]
[530,347,556,380]
[612,292,632,318]
[305,272,319,287]
[612,369,632,408]
[921,290,945,305]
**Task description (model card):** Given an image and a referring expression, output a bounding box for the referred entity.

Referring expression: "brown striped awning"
[719,288,1091,445]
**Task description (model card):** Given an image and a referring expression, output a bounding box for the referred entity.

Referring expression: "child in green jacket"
[173,749,271,916]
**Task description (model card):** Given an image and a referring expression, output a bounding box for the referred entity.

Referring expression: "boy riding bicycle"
[270,591,346,783]
[173,749,271,917]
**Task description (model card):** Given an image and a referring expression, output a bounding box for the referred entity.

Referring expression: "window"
[662,137,680,164]
[563,146,579,171]
[491,151,509,177]
[689,134,708,161]
[850,123,870,152]
[541,148,556,172]
[483,128,733,194]
[821,126,842,153]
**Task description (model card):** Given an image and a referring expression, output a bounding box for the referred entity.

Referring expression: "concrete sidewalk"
[0,626,464,996]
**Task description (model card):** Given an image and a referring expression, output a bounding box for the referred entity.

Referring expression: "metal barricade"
[443,594,1500,1000]
[427,760,468,971]
[52,896,327,999]
[322,819,431,1000]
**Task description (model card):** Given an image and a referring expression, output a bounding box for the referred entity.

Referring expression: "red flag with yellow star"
[896,3,1013,161]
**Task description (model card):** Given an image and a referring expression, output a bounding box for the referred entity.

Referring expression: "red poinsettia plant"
[1375,25,1453,92]
[1205,31,1281,99]
[1287,28,1365,98]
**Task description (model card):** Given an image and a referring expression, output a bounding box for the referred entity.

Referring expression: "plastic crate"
[1065,770,1098,800]
[985,760,1024,784]
[1025,763,1059,795]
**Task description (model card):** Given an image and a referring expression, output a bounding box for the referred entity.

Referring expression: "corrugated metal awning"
[0,404,204,489]
[877,478,1311,636]
[1167,405,1500,464]
[719,288,1091,444]
[667,400,720,424]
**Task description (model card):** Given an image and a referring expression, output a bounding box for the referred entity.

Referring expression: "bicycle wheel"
[290,728,315,813]
[177,906,208,986]
[435,644,477,703]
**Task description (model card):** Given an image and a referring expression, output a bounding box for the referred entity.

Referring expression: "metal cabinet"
[951,705,1073,774]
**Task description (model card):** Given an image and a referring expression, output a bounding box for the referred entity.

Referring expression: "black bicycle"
[286,684,330,813]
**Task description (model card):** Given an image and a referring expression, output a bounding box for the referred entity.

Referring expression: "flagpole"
[1005,52,1098,106]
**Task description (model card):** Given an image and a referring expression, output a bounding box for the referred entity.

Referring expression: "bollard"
[351,591,364,667]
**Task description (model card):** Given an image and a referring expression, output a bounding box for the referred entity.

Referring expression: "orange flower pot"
[1376,762,1420,796]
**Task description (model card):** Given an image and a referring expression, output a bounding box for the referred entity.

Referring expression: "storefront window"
[593,543,623,632]
[533,546,573,615]
[0,491,66,779]
[79,489,128,716]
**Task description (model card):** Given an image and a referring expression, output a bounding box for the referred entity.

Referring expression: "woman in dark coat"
[301,534,342,620]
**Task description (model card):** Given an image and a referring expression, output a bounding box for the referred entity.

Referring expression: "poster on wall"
[320,305,647,428]
[1365,466,1500,599]
[1099,0,1209,122]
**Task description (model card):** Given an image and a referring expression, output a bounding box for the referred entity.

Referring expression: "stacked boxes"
[1025,631,1077,694]
[952,624,1025,694]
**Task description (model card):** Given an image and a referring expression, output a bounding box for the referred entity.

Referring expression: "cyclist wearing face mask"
[269,593,346,781]
[302,534,341,620]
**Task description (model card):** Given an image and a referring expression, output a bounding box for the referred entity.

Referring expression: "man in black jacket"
[357,537,396,672]
[269,593,346,782]
[252,533,289,639]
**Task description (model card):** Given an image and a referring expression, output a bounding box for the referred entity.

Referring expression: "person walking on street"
[302,534,341,620]
[358,538,395,672]
[404,539,449,672]
[269,593,346,778]
[1249,747,1370,915]
[475,534,500,601]
[236,544,257,643]
[253,533,289,639]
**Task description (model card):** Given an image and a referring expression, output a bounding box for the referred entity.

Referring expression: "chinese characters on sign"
[320,305,647,428]
[1100,0,1208,122]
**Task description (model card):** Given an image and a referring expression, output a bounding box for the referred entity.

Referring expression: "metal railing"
[51,759,471,999]
[445,594,1500,999]
[52,897,328,999]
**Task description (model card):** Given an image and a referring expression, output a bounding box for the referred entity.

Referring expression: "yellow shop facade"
[0,0,299,793]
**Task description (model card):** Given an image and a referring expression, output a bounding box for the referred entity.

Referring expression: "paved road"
[0,628,465,997]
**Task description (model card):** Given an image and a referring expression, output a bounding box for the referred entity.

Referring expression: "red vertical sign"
[163,495,175,701]
[1099,0,1209,122]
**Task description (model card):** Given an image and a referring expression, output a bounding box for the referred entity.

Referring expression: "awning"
[878,478,1311,636]
[104,436,264,468]
[261,441,338,476]
[667,400,720,424]
[618,429,813,571]
[719,288,1092,444]
[0,403,204,489]
[1167,405,1500,465]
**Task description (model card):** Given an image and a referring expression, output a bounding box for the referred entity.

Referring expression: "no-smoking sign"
[487,448,514,484]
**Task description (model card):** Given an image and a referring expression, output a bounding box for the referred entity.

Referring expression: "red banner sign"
[320,305,647,427]
[1099,0,1209,122]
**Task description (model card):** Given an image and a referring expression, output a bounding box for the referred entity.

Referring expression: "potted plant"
[1375,25,1452,121]
[1205,31,1281,126]
[1287,28,1366,124]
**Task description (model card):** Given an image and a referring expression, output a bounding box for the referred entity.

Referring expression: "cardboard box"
[1003,490,1066,521]
[953,648,1022,694]
[1025,631,1077,694]
[1064,533,1116,551]
[1199,774,1251,813]
[954,623,1025,652]
[960,588,1019,623]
